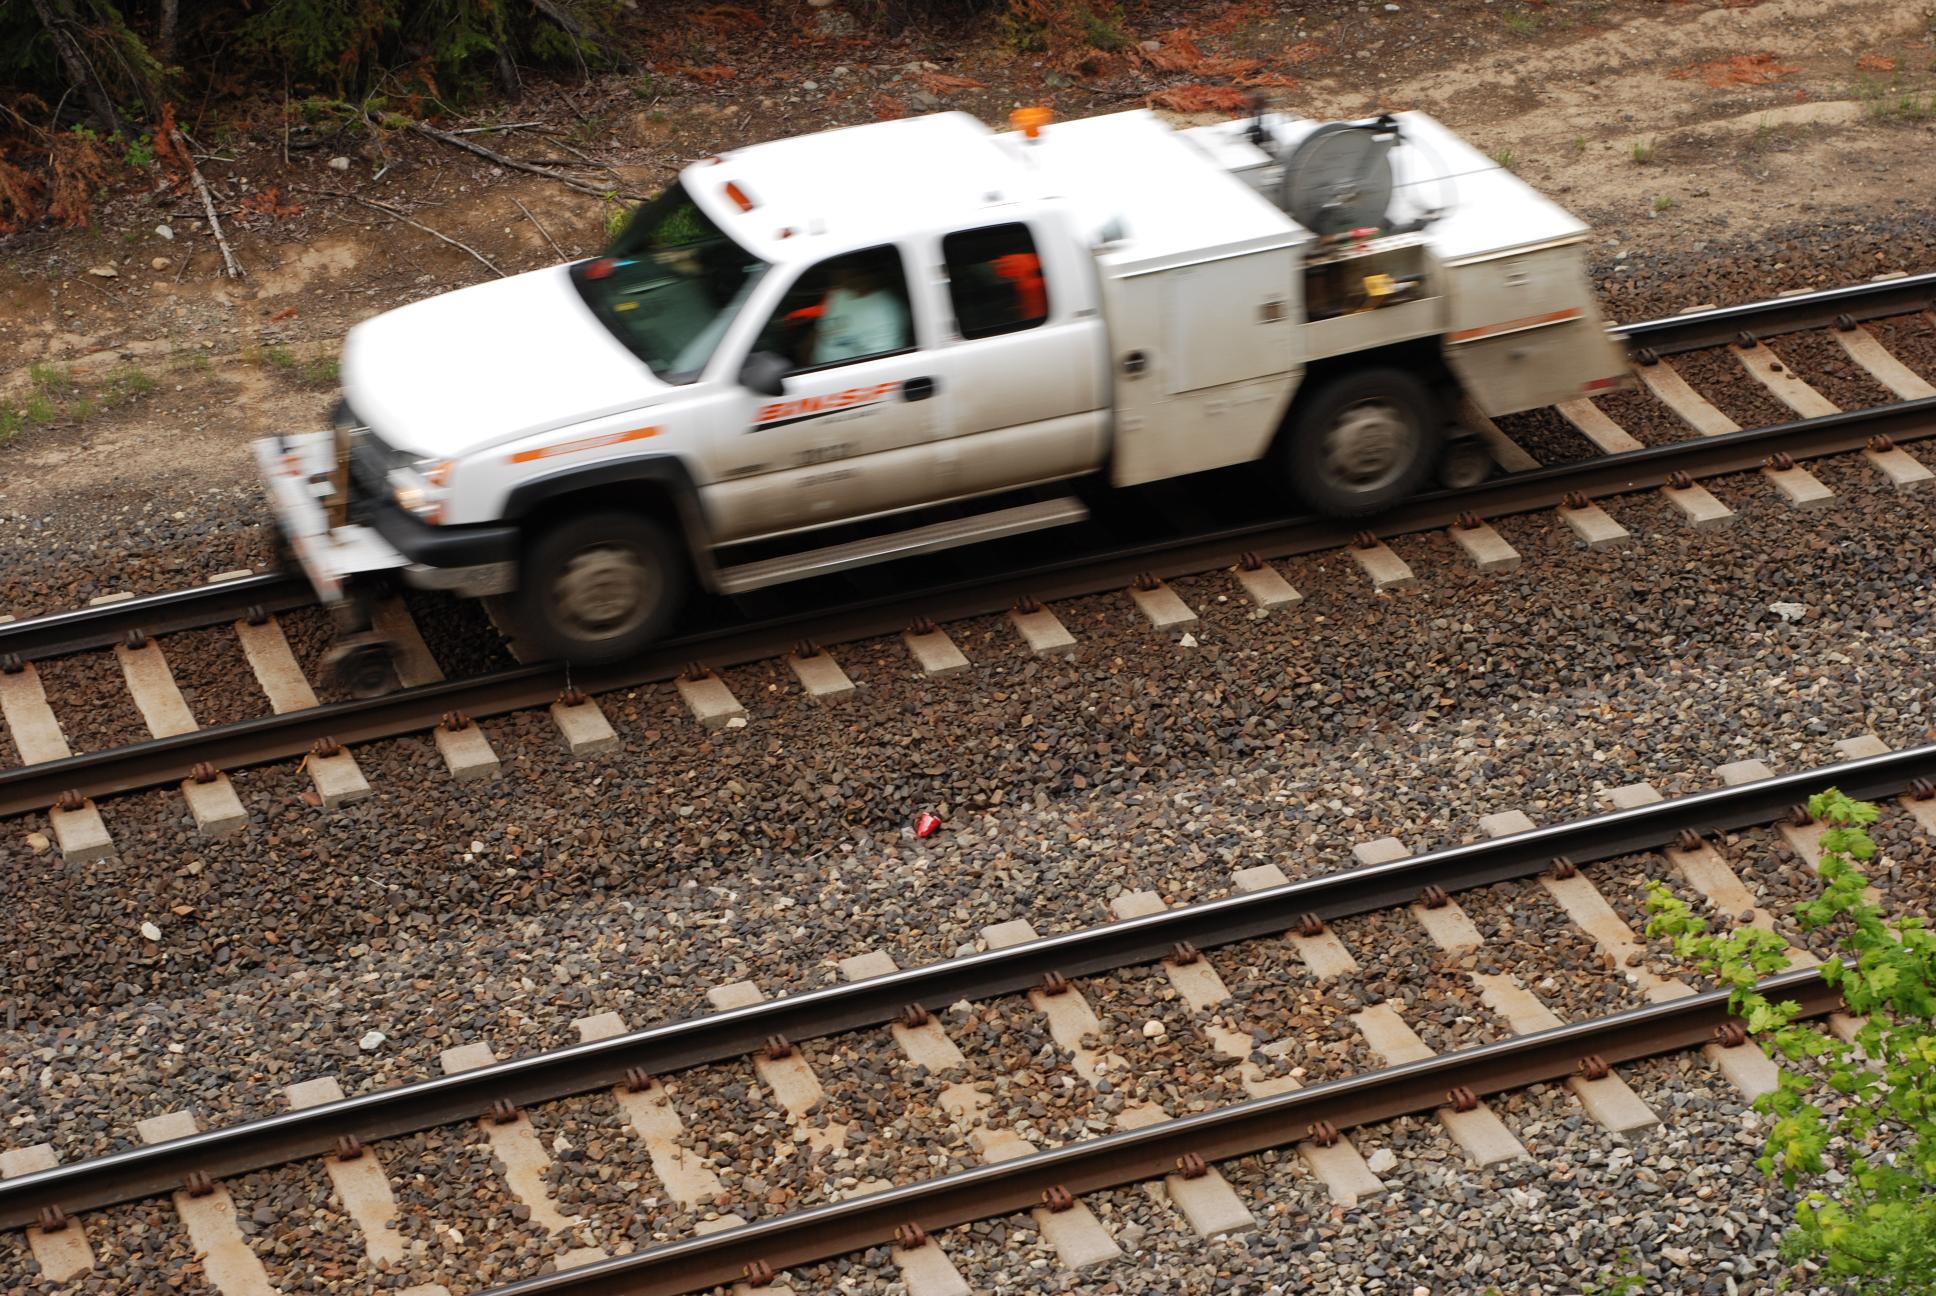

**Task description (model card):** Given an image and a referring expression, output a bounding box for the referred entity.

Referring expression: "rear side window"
[943,224,1049,340]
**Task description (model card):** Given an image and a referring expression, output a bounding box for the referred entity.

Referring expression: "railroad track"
[3,739,1927,1292]
[2,272,1933,839]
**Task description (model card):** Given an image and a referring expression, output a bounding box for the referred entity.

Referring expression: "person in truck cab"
[811,257,911,364]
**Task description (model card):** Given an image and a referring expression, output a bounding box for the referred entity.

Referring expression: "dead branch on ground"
[172,126,243,278]
[405,118,641,199]
[510,196,568,260]
[297,187,504,277]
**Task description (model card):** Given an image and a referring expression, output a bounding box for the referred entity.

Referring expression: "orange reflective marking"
[755,381,899,425]
[508,425,661,463]
[1447,307,1583,344]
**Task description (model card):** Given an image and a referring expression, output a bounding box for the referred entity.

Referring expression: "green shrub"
[1646,790,1936,1291]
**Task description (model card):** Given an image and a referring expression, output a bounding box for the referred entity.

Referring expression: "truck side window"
[942,224,1049,340]
[753,245,914,372]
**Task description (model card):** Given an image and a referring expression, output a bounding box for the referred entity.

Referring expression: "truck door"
[926,221,1108,496]
[701,244,940,541]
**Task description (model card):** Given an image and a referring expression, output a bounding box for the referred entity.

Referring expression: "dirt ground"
[1,0,1933,580]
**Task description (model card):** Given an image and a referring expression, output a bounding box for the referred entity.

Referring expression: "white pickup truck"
[258,106,1627,684]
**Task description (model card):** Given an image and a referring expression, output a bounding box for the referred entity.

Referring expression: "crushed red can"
[914,812,942,838]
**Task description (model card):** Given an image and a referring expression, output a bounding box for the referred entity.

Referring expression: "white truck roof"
[1008,110,1309,276]
[690,108,1305,274]
[690,112,1031,262]
[689,106,1589,273]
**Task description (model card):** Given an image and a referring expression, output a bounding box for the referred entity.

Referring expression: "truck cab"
[257,107,1626,687]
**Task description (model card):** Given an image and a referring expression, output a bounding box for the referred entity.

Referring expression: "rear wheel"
[515,511,685,664]
[1281,367,1440,517]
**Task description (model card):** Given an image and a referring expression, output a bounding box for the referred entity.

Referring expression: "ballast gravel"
[6,230,1936,1293]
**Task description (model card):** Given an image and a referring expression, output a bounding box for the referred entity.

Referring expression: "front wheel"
[1281,367,1441,517]
[515,511,685,664]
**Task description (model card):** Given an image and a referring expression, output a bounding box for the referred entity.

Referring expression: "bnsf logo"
[756,381,899,425]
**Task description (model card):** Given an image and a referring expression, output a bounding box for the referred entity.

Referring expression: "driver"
[813,259,909,364]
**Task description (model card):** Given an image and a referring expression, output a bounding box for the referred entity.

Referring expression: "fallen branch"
[405,118,634,199]
[295,187,503,277]
[528,135,625,179]
[510,196,568,261]
[173,127,243,278]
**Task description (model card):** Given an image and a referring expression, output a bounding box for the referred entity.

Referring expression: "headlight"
[390,459,453,523]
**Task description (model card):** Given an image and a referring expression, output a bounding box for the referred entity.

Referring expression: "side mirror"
[739,350,790,397]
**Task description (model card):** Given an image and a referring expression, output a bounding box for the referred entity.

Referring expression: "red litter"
[914,812,941,838]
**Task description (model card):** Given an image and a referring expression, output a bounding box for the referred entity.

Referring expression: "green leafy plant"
[1079,2,1129,50]
[1630,137,1656,164]
[1645,790,1936,1292]
[1490,147,1518,170]
[122,132,154,170]
[1652,194,1676,212]
[602,194,631,245]
[1582,1253,1646,1296]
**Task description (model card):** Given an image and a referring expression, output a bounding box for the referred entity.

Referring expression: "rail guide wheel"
[322,633,399,698]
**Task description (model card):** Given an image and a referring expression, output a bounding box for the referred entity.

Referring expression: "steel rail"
[488,966,1845,1295]
[1616,270,1936,355]
[0,573,313,664]
[4,395,1934,818]
[1,273,1926,669]
[1,746,1921,1231]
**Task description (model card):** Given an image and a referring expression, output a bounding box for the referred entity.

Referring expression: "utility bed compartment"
[1020,112,1307,485]
[1438,237,1628,414]
[1383,115,1630,414]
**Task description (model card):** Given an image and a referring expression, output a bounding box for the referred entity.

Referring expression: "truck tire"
[1282,368,1440,517]
[515,511,685,664]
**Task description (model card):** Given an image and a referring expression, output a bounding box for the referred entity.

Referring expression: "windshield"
[571,183,767,383]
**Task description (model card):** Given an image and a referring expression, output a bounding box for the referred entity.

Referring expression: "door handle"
[902,376,937,401]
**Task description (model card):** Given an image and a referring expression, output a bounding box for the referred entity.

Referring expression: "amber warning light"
[1011,106,1052,139]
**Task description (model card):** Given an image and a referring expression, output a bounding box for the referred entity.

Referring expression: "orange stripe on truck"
[1448,307,1583,344]
[508,425,660,463]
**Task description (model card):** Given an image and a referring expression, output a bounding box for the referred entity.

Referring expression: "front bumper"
[254,432,518,603]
